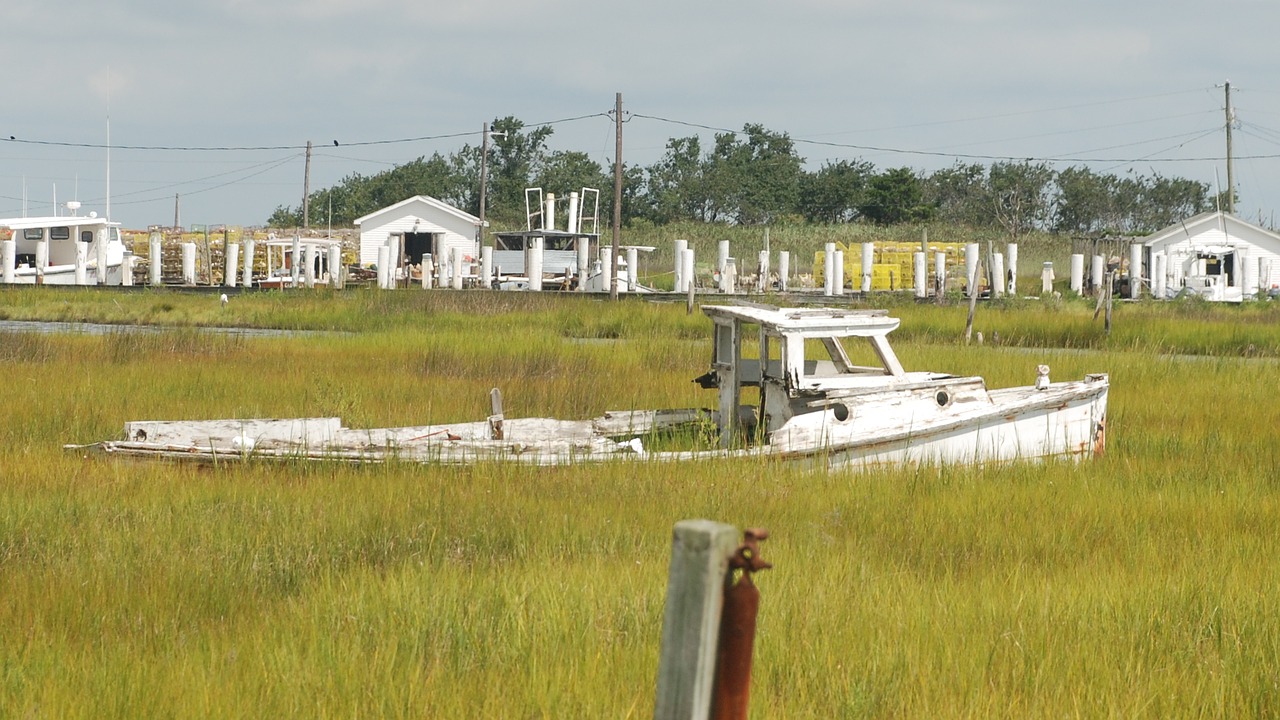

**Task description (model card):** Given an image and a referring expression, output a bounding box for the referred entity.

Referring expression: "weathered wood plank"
[653,519,738,720]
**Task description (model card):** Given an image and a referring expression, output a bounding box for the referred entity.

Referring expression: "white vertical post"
[757,250,769,293]
[243,239,256,288]
[991,253,1005,299]
[833,249,845,296]
[1006,243,1019,295]
[328,244,342,289]
[481,246,493,289]
[529,239,544,291]
[576,238,589,292]
[377,245,391,290]
[423,254,435,289]
[965,243,979,294]
[291,236,302,288]
[544,193,556,231]
[778,251,789,293]
[913,251,927,298]
[2,239,15,284]
[121,254,134,286]
[225,242,239,288]
[149,234,163,286]
[1091,255,1105,294]
[627,247,639,292]
[182,243,197,285]
[674,239,688,293]
[681,248,695,296]
[1153,252,1167,299]
[860,242,874,293]
[598,247,612,293]
[452,247,464,290]
[75,242,89,285]
[653,519,740,720]
[823,242,836,296]
[1070,254,1085,295]
[303,244,316,288]
[717,240,729,277]
[935,251,946,296]
[1041,262,1055,294]
[1241,251,1257,299]
[1129,243,1143,299]
[567,192,580,234]
[96,231,109,285]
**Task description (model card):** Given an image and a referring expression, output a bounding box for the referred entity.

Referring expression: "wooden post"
[654,520,739,720]
[487,388,504,440]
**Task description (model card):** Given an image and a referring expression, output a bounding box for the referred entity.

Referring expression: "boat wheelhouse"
[1,212,130,285]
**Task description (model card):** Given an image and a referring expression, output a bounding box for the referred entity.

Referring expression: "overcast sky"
[3,0,1278,230]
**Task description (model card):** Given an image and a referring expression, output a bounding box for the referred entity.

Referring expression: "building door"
[404,232,436,265]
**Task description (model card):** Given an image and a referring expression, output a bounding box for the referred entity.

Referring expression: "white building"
[353,196,484,269]
[1142,211,1280,301]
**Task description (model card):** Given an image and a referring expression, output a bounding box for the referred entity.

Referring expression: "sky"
[3,0,1279,230]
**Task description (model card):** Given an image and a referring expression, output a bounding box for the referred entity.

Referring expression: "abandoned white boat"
[1,210,131,285]
[69,306,1109,469]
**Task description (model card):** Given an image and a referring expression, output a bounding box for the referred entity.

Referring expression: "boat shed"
[354,196,485,268]
[1142,211,1280,300]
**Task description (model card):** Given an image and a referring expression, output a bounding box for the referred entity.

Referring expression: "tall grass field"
[2,286,1279,718]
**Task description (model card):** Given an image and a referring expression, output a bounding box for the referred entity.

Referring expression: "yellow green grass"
[2,288,1280,717]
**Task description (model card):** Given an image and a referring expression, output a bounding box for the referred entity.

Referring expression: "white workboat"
[71,306,1109,469]
[0,212,130,285]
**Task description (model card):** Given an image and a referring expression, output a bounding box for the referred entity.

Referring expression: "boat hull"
[69,377,1108,469]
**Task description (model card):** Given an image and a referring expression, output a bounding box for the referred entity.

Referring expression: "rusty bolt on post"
[711,528,771,720]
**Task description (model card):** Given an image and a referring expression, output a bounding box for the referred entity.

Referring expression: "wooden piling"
[654,520,739,720]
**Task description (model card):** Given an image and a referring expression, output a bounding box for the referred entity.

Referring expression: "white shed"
[354,196,484,268]
[1143,211,1280,301]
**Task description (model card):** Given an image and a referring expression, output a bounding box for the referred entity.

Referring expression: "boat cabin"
[699,305,955,446]
[1,215,123,269]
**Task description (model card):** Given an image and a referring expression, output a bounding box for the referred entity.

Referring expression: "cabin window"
[23,228,44,241]
[714,323,736,365]
[50,227,71,240]
[811,337,887,376]
[81,231,94,243]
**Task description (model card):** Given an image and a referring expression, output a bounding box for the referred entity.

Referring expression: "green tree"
[798,159,874,223]
[703,124,803,225]
[926,163,989,227]
[988,161,1055,240]
[859,167,932,225]
[643,136,706,224]
[487,116,554,225]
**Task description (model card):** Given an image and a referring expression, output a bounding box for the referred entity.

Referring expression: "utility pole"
[610,92,622,301]
[1223,81,1235,215]
[302,140,313,229]
[173,194,180,233]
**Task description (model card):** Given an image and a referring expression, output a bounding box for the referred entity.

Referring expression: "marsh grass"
[2,290,1280,717]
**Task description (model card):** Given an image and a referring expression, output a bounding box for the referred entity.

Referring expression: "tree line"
[269,116,1221,237]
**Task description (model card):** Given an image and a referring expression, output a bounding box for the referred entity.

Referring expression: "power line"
[0,113,611,153]
[631,112,1257,164]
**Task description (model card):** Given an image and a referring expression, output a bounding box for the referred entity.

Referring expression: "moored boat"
[0,210,130,285]
[69,305,1108,469]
